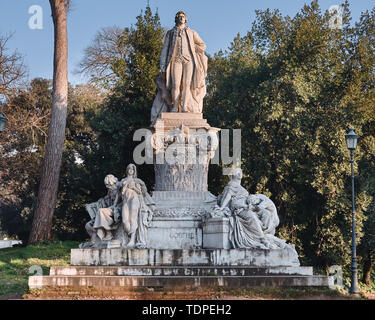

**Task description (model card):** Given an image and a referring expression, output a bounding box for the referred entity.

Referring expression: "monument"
[28,11,333,296]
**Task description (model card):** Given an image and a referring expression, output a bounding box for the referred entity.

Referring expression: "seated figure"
[217,168,287,250]
[79,165,155,249]
[80,174,120,248]
[248,194,280,236]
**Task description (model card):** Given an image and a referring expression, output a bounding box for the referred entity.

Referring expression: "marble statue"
[80,174,121,248]
[150,74,172,125]
[151,10,208,124]
[248,194,280,236]
[79,165,154,249]
[215,168,288,250]
[114,164,155,248]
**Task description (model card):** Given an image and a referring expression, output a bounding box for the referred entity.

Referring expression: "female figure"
[119,164,154,248]
[218,168,286,249]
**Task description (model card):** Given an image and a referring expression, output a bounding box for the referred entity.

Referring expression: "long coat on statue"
[159,26,208,113]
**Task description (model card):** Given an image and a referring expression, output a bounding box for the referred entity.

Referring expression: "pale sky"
[0,0,373,85]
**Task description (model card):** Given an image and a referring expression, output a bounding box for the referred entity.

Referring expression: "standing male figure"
[158,11,208,114]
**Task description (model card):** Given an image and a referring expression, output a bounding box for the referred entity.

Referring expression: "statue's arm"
[138,179,148,194]
[134,179,145,195]
[112,192,120,208]
[257,196,275,211]
[219,186,232,209]
[193,30,206,52]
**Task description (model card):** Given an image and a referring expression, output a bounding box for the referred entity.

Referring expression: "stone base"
[149,191,217,249]
[202,217,231,249]
[49,265,314,276]
[70,247,300,267]
[29,274,334,291]
[148,217,202,249]
[0,240,22,249]
[28,248,334,293]
[152,191,217,211]
[29,264,334,291]
[79,240,121,249]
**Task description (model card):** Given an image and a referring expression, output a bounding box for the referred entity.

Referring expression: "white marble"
[210,168,291,250]
[151,11,208,125]
[80,164,155,249]
[0,240,22,249]
[70,247,301,267]
[148,217,202,249]
[202,218,231,249]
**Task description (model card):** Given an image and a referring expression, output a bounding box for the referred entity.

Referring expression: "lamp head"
[345,128,358,151]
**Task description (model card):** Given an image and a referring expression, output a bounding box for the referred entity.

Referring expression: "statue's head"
[126,163,137,178]
[231,168,243,181]
[175,11,187,25]
[104,174,118,188]
[247,194,259,206]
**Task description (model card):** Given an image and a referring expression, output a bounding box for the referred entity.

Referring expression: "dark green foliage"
[205,1,375,269]
[85,6,164,190]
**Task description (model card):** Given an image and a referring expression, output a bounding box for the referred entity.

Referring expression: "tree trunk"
[28,0,68,244]
[362,251,373,286]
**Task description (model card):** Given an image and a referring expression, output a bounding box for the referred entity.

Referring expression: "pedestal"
[152,113,220,192]
[149,113,220,249]
[202,218,231,249]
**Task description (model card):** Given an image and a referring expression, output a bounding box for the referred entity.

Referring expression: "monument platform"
[28,248,334,296]
[69,248,301,267]
[29,273,333,291]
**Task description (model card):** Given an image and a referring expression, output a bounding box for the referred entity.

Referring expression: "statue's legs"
[257,209,277,235]
[171,59,183,111]
[122,197,140,247]
[237,209,273,247]
[85,221,96,242]
[180,61,193,112]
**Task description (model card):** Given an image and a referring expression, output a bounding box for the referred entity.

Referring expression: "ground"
[0,241,77,298]
[0,241,374,300]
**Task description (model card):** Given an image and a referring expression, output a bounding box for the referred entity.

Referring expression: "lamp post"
[345,128,360,295]
[0,111,6,132]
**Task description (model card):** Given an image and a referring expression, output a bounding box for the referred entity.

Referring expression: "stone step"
[71,247,300,267]
[29,275,334,290]
[50,266,313,276]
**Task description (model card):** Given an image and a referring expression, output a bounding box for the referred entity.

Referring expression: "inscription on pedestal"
[169,232,195,240]
[148,217,202,249]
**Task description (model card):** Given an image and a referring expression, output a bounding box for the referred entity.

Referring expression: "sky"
[0,0,374,86]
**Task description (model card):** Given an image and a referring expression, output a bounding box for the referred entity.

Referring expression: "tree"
[79,6,164,190]
[53,84,107,240]
[349,7,375,285]
[0,33,27,99]
[205,1,374,270]
[0,78,52,241]
[78,26,129,88]
[28,0,69,243]
[0,80,107,242]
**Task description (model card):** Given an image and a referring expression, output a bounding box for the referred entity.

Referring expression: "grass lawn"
[0,241,79,297]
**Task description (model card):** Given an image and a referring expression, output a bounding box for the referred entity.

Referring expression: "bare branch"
[77,26,129,87]
[0,33,28,98]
